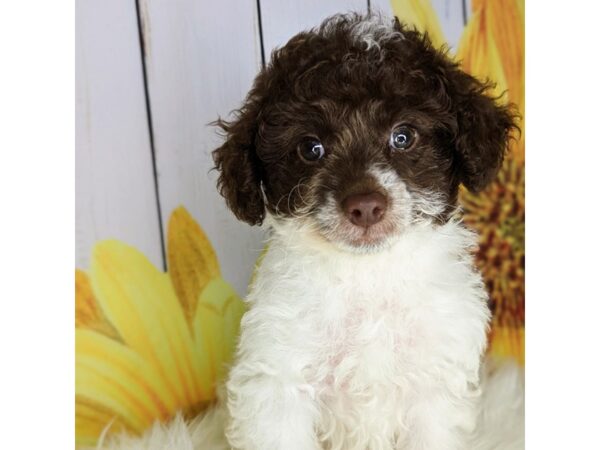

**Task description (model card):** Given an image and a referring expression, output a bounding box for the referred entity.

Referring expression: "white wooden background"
[76,0,470,296]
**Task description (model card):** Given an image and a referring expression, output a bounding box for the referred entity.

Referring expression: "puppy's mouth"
[338,220,398,249]
[313,191,403,253]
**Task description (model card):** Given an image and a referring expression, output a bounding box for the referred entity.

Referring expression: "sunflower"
[391,0,525,364]
[75,207,246,447]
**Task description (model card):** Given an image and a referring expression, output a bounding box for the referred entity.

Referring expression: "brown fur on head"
[212,13,517,250]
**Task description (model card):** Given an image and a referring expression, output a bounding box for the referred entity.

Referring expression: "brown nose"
[342,192,387,228]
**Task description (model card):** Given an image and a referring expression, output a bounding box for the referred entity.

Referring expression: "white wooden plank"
[260,0,369,58]
[139,0,265,296]
[370,0,466,50]
[76,0,164,270]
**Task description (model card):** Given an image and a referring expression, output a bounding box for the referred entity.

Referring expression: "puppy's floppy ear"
[446,68,518,192]
[212,102,265,225]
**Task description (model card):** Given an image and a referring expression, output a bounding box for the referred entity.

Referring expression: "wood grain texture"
[139,0,265,296]
[260,0,369,58]
[76,0,164,270]
[370,0,466,49]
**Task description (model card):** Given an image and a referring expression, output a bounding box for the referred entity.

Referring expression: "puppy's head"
[213,13,517,253]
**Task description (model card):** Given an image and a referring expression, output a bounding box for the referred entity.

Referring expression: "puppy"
[213,13,519,450]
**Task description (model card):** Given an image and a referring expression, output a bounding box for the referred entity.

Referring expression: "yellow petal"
[76,330,176,432]
[76,269,120,340]
[456,0,525,164]
[488,325,524,366]
[90,240,207,408]
[390,0,447,50]
[486,0,525,161]
[486,0,524,110]
[471,0,485,14]
[456,7,509,99]
[193,277,245,386]
[167,206,221,322]
[76,393,131,447]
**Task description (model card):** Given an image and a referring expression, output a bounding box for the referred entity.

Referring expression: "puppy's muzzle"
[342,192,387,228]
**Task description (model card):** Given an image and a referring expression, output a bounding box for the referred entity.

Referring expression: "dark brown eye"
[389,126,417,151]
[297,138,325,162]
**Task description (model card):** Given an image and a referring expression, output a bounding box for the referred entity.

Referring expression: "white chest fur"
[226,220,490,450]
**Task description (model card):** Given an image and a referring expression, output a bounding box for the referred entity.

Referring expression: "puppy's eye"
[297,138,325,162]
[389,126,417,151]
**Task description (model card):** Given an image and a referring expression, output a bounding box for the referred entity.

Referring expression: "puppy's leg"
[225,360,320,450]
[403,388,478,450]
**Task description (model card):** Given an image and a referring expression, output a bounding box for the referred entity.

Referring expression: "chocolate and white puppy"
[213,13,520,450]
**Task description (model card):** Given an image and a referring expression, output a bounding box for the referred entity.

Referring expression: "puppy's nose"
[342,192,387,228]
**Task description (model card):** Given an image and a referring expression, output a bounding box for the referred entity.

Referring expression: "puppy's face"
[256,98,454,252]
[213,14,516,253]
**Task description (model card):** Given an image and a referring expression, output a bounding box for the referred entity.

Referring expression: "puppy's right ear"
[212,104,265,226]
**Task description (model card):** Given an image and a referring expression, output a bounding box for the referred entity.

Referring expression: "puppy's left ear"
[446,68,518,192]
